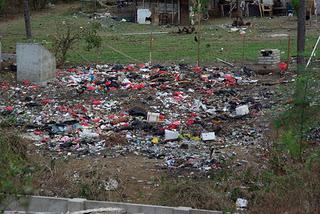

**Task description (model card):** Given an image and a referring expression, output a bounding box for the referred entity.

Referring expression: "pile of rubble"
[0,63,281,171]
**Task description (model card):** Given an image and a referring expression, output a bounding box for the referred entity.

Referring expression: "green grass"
[0,4,319,65]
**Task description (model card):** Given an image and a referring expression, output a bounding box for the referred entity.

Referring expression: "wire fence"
[1,30,319,66]
[67,32,319,66]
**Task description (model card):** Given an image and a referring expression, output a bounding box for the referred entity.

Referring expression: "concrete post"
[16,43,56,85]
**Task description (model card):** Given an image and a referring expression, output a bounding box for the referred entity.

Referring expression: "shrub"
[52,20,102,66]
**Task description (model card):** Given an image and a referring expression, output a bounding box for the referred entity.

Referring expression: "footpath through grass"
[0,3,319,65]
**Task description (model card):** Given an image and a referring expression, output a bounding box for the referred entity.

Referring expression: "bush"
[52,20,102,66]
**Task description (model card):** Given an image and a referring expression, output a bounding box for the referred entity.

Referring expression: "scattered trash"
[236,198,248,210]
[105,178,119,191]
[0,62,285,172]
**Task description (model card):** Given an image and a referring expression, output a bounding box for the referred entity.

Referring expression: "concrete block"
[28,196,68,213]
[3,196,68,213]
[85,201,128,212]
[71,207,125,214]
[68,198,87,212]
[191,210,223,214]
[173,207,192,214]
[16,43,56,84]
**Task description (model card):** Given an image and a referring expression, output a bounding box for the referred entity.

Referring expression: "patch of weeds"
[0,130,33,204]
[79,183,92,198]
[158,176,235,211]
[0,115,18,128]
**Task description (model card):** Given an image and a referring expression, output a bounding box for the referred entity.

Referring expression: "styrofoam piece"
[236,105,249,116]
[201,132,216,141]
[165,130,179,140]
[147,112,160,122]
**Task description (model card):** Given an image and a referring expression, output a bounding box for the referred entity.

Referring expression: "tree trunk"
[23,0,32,40]
[297,0,306,72]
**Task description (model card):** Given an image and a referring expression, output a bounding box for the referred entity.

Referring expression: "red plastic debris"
[87,85,96,91]
[192,66,202,74]
[186,119,195,126]
[57,105,68,112]
[131,83,145,90]
[34,130,43,135]
[159,114,166,121]
[278,62,288,73]
[158,70,168,75]
[30,84,40,90]
[67,68,77,73]
[92,100,102,105]
[126,65,135,71]
[80,121,90,127]
[41,137,49,143]
[0,81,10,90]
[190,112,197,117]
[108,114,116,119]
[41,98,54,105]
[167,120,181,129]
[174,73,180,81]
[224,74,236,86]
[173,91,183,96]
[4,106,14,111]
[92,118,101,123]
[22,80,31,86]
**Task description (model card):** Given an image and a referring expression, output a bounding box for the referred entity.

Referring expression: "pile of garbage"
[0,63,278,171]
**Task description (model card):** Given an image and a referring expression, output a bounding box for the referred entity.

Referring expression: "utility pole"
[23,0,32,40]
[297,0,306,72]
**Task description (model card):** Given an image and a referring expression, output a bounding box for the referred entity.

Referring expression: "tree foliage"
[0,0,5,11]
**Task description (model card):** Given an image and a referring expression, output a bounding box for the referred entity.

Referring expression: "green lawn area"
[1,4,319,65]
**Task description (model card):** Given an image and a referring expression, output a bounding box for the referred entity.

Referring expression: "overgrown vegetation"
[159,176,234,212]
[0,128,33,203]
[245,67,320,212]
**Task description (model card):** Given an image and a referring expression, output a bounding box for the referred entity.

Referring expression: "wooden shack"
[135,0,190,25]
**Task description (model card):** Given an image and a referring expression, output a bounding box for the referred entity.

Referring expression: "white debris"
[105,178,119,191]
[236,198,248,209]
[236,105,249,116]
[147,112,160,122]
[165,130,179,140]
[201,132,216,141]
